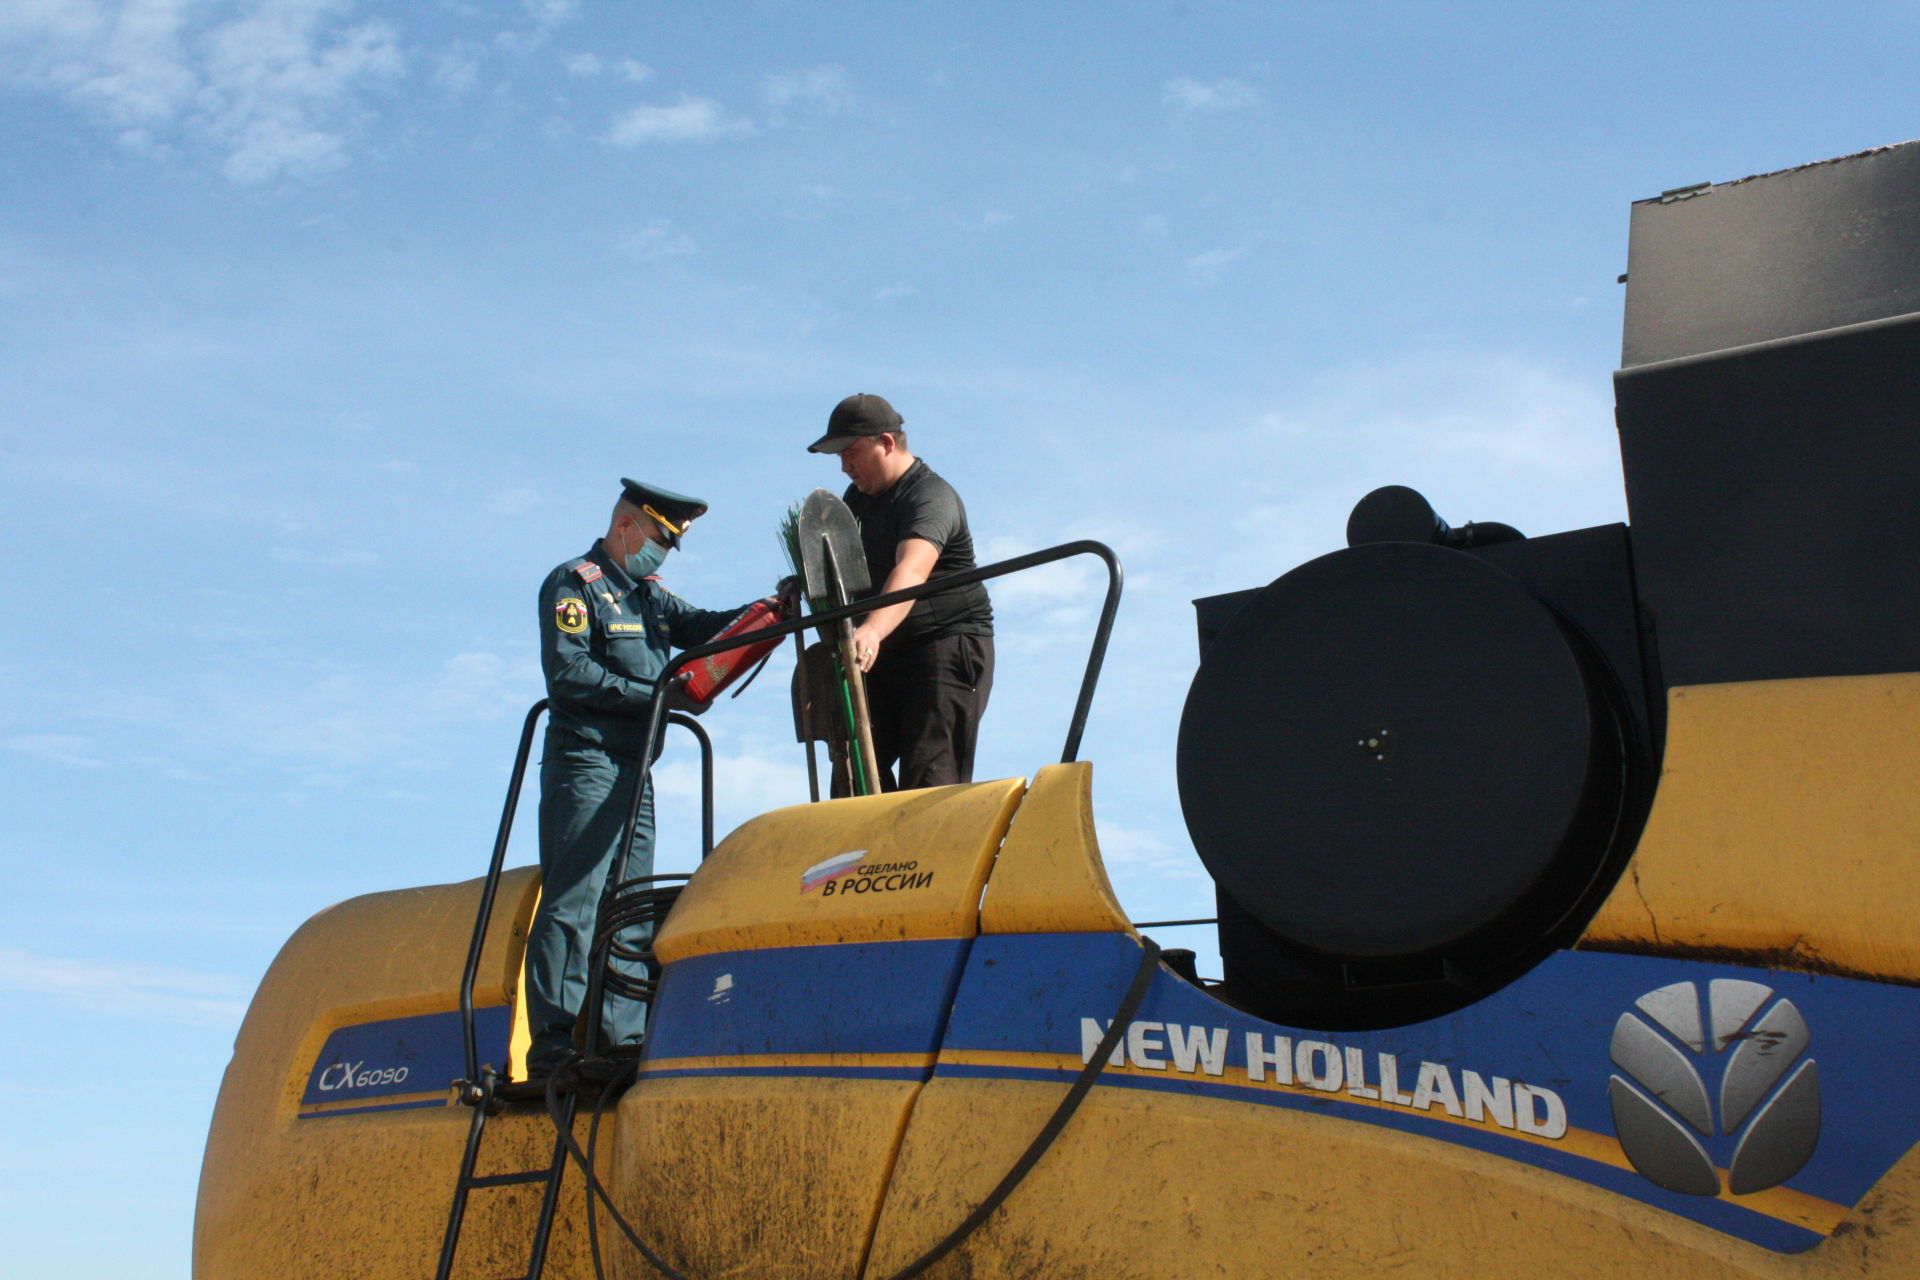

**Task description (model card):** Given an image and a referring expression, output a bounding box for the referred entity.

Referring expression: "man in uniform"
[807,393,994,791]
[526,479,768,1080]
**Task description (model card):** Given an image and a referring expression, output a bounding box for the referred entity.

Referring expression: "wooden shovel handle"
[835,618,884,795]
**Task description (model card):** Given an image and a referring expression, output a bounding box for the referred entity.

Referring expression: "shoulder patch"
[554,597,589,634]
[574,561,604,584]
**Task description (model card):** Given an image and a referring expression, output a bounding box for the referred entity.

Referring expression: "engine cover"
[1179,540,1636,1024]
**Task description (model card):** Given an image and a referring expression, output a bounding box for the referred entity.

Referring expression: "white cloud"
[762,64,851,122]
[964,534,1125,664]
[0,3,106,44]
[1096,820,1205,879]
[782,183,847,223]
[1185,244,1247,284]
[0,946,251,1025]
[0,734,105,767]
[129,645,543,782]
[618,218,699,261]
[614,57,651,83]
[1162,75,1259,112]
[654,735,811,834]
[1178,352,1624,598]
[979,538,1101,614]
[606,95,754,146]
[0,0,405,183]
[561,50,599,78]
[421,650,538,723]
[523,0,578,27]
[433,51,479,96]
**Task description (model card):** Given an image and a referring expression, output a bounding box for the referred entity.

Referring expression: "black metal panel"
[1616,313,1920,687]
[1179,542,1622,962]
[1197,525,1658,797]
[1192,587,1257,657]
[1623,142,1920,367]
[1183,514,1657,1029]
[1471,524,1662,763]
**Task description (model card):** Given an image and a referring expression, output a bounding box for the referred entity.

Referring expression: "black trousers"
[861,632,994,791]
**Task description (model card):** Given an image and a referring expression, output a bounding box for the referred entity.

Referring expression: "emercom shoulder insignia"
[554,597,589,635]
[575,561,604,584]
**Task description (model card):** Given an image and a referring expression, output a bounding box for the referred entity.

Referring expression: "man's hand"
[773,575,802,619]
[851,621,883,673]
[848,537,940,673]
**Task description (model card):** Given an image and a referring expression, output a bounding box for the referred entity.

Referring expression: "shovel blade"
[797,488,871,602]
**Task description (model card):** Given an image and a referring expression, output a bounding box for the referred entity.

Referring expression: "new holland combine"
[196,141,1920,1278]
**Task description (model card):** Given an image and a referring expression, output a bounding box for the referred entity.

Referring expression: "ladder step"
[439,1082,579,1280]
[465,1170,555,1189]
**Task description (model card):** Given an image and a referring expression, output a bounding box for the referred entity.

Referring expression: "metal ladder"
[435,1074,579,1280]
[435,702,715,1280]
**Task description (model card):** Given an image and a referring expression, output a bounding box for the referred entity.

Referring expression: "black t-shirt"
[844,457,994,649]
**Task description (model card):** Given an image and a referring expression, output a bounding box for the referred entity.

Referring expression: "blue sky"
[3,2,1919,1275]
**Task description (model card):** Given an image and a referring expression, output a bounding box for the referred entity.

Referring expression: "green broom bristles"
[777,504,832,615]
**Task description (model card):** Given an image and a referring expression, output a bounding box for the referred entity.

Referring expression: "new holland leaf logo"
[1609,980,1820,1197]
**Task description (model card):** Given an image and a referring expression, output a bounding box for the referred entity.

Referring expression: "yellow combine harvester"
[196,141,1920,1278]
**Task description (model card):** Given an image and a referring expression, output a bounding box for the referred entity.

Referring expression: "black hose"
[544,937,1162,1280]
[542,1062,697,1280]
[874,937,1161,1280]
[583,1060,629,1280]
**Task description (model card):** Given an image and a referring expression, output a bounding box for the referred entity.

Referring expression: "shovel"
[797,489,884,796]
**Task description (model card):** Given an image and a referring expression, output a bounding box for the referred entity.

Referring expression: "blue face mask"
[624,537,668,579]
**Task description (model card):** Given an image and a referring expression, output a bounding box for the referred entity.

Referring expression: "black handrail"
[665,712,715,858]
[457,699,548,1095]
[579,539,1124,1057]
[455,704,718,1098]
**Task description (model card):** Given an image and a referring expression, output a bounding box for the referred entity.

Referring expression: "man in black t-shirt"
[807,393,994,790]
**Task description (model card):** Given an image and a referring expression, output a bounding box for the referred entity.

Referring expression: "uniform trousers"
[525,726,656,1074]
[864,632,994,791]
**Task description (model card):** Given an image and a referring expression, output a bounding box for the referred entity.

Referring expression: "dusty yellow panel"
[1582,675,1920,980]
[653,778,1027,963]
[194,867,561,1280]
[607,1075,924,1280]
[866,1076,1920,1279]
[197,1102,611,1280]
[979,761,1135,936]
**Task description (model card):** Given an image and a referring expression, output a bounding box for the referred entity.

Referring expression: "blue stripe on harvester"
[645,939,971,1068]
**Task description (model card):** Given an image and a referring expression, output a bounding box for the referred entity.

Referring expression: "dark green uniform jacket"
[539,542,742,754]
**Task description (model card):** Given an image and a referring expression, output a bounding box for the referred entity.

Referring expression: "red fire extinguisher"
[667,598,790,714]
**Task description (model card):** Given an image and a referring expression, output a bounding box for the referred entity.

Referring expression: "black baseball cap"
[807,393,903,454]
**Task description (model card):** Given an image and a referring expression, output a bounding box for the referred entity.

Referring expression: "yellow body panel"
[867,1077,1920,1280]
[868,755,1919,1278]
[980,762,1135,936]
[192,868,604,1279]
[1582,675,1920,980]
[608,1077,921,1280]
[653,778,1026,961]
[197,739,1920,1278]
